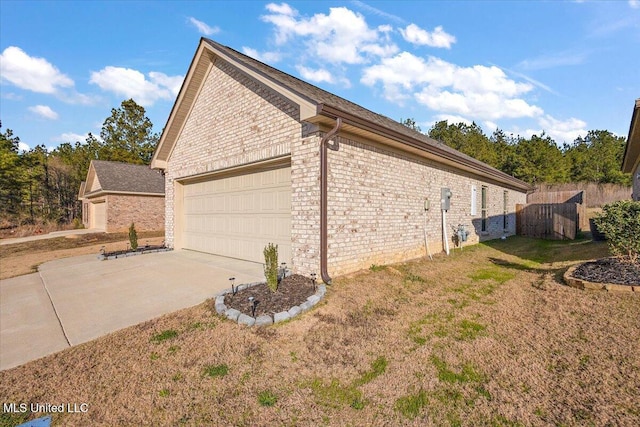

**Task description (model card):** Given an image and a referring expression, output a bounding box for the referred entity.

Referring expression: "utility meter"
[424,199,430,211]
[441,188,452,211]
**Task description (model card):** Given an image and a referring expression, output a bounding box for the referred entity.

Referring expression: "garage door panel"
[182,166,291,264]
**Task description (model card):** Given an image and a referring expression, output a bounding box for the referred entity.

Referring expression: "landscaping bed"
[223,274,316,317]
[572,257,640,286]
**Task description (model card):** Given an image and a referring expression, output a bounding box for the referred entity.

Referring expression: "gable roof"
[152,38,531,192]
[622,98,640,173]
[83,160,164,197]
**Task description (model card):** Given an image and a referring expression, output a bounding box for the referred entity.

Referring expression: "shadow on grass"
[481,236,611,287]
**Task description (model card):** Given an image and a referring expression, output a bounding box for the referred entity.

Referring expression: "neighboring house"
[79,160,165,232]
[151,38,531,282]
[623,98,640,201]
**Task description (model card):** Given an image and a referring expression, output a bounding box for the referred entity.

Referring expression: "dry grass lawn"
[0,231,165,279]
[1,236,638,426]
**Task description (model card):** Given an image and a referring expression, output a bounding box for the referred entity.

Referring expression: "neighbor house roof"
[82,160,164,198]
[152,38,531,192]
[622,98,640,174]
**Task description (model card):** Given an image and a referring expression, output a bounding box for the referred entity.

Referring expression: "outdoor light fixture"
[229,277,236,295]
[248,296,257,317]
[311,273,317,292]
[100,246,105,255]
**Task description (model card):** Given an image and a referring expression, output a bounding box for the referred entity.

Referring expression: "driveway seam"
[38,271,72,347]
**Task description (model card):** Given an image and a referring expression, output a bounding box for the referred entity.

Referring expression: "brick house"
[151,38,531,282]
[79,160,165,232]
[623,98,640,201]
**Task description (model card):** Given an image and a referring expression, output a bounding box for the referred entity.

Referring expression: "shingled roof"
[152,38,531,192]
[85,160,164,196]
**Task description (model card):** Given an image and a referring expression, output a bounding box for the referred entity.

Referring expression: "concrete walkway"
[0,228,103,246]
[0,250,264,370]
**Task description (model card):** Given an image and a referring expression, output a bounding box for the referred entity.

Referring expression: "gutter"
[320,117,342,285]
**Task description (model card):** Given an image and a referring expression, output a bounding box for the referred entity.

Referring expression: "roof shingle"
[89,160,164,195]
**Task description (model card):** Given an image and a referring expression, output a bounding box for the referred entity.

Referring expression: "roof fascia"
[317,104,532,192]
[622,99,640,173]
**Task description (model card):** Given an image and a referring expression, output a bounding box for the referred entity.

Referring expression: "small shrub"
[72,217,84,229]
[263,243,279,292]
[594,200,640,263]
[258,390,278,406]
[129,222,138,251]
[204,363,229,378]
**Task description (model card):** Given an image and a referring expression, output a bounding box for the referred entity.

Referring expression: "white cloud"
[0,46,73,94]
[400,24,456,49]
[242,47,282,63]
[53,132,92,143]
[187,17,220,35]
[350,0,406,24]
[261,4,393,64]
[630,0,639,9]
[536,115,588,143]
[296,65,334,83]
[432,114,473,126]
[517,51,587,70]
[18,142,30,152]
[28,105,59,120]
[89,66,183,106]
[362,51,541,120]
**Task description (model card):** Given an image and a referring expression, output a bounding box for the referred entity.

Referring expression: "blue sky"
[1,0,639,152]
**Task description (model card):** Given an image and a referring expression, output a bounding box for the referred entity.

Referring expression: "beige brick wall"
[290,134,527,278]
[105,194,165,232]
[164,59,300,247]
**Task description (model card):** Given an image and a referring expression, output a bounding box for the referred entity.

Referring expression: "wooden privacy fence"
[527,190,587,230]
[516,203,579,240]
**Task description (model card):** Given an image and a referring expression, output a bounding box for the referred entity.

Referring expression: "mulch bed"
[572,257,640,286]
[224,274,316,317]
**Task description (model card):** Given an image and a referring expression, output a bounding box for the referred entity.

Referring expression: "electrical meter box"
[441,188,452,211]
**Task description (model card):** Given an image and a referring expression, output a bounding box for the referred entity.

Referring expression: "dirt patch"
[572,258,640,286]
[0,231,164,280]
[1,237,638,426]
[224,274,316,317]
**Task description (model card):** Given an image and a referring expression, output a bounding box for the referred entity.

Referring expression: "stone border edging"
[214,281,327,326]
[564,264,640,293]
[97,248,173,260]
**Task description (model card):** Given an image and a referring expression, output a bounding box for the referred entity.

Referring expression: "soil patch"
[224,274,315,317]
[572,257,640,286]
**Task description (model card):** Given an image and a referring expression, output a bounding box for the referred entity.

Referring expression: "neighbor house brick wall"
[105,194,165,232]
[320,134,526,277]
[164,59,301,247]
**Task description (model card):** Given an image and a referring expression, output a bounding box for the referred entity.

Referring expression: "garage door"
[182,166,291,264]
[91,202,106,230]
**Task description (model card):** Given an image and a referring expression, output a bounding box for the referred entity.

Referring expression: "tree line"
[0,103,631,228]
[403,119,630,187]
[0,99,158,227]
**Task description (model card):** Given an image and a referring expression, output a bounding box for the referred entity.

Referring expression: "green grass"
[159,388,170,397]
[258,390,278,407]
[304,378,364,410]
[150,329,178,343]
[430,355,484,384]
[394,389,428,419]
[354,356,388,386]
[369,264,387,272]
[203,364,229,378]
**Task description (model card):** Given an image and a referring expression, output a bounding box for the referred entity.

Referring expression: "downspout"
[320,117,343,285]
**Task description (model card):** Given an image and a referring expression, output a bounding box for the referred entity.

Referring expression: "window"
[503,191,508,229]
[481,186,488,232]
[470,185,477,216]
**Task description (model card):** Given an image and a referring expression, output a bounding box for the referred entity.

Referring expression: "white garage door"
[91,202,106,230]
[182,166,291,264]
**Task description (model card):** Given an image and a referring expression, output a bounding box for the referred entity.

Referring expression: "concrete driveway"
[0,250,264,370]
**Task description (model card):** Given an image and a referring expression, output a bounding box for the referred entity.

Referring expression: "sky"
[1,0,639,153]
